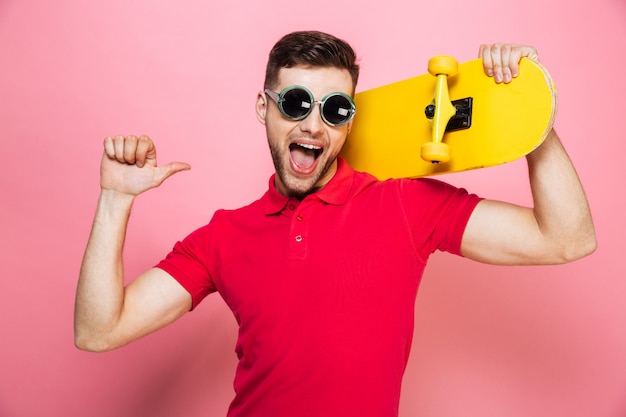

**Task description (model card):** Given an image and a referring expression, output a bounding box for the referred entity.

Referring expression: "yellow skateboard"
[341,56,557,179]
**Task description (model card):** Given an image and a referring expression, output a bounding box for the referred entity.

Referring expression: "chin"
[283,179,319,198]
[277,167,324,197]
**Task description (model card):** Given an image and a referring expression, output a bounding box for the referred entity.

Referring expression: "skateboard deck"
[341,57,557,179]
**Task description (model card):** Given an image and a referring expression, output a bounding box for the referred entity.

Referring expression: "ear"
[346,119,353,135]
[256,91,267,125]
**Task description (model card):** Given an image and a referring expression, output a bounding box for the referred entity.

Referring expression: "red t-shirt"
[157,158,481,417]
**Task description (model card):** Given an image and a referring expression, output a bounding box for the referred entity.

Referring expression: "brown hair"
[264,31,360,93]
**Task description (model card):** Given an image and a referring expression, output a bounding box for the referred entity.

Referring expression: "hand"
[478,43,539,84]
[100,135,191,196]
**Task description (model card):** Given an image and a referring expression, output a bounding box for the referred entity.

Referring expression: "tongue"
[291,146,317,170]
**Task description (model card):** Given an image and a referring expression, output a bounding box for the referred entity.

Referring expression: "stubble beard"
[269,143,337,199]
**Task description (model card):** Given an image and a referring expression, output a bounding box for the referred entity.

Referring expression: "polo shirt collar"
[263,157,355,215]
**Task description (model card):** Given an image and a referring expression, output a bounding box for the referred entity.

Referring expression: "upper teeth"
[298,143,321,150]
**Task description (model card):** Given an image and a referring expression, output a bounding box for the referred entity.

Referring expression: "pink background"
[1,0,625,416]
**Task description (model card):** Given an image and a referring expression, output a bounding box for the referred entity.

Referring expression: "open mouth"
[289,142,323,173]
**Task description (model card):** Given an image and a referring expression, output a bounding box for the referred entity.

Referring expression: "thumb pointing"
[157,161,192,184]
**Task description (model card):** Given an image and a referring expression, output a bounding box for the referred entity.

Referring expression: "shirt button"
[295,235,303,242]
[296,215,304,222]
[288,203,296,210]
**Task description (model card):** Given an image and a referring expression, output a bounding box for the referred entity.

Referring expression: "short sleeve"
[399,177,482,257]
[155,221,218,310]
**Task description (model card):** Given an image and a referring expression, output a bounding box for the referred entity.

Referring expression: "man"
[74,31,596,417]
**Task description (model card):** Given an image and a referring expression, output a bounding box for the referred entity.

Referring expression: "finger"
[103,136,116,159]
[521,45,539,62]
[479,44,495,77]
[509,45,539,79]
[507,47,522,79]
[135,135,155,168]
[113,135,127,163]
[481,43,506,82]
[508,45,528,78]
[488,44,505,83]
[124,135,139,165]
[499,44,513,83]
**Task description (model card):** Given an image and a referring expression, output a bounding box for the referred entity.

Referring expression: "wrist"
[98,188,136,208]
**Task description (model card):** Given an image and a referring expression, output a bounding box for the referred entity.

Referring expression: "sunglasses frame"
[264,85,356,127]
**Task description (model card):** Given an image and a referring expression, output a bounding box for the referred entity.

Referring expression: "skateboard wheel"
[421,141,451,164]
[428,56,458,76]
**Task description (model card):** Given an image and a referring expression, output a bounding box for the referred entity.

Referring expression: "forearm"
[74,189,135,350]
[526,129,597,261]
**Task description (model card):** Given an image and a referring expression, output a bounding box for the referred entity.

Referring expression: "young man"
[74,31,596,417]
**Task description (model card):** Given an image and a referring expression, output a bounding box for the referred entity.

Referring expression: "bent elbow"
[74,334,105,353]
[74,329,118,353]
[574,234,598,260]
[557,232,598,264]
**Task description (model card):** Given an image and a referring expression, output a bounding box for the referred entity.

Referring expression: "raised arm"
[74,135,192,352]
[460,44,597,265]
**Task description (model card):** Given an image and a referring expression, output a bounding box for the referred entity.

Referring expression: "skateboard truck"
[425,97,472,131]
[421,55,469,164]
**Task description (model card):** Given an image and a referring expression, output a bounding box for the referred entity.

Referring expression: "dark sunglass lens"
[322,94,352,125]
[281,88,312,119]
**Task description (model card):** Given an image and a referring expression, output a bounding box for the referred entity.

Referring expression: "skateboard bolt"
[425,105,436,119]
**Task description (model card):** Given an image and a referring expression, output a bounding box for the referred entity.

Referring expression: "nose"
[298,103,325,135]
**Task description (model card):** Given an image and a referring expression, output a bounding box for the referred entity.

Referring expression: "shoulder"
[351,170,463,198]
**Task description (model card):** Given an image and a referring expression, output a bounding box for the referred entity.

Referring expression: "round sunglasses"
[264,85,356,127]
